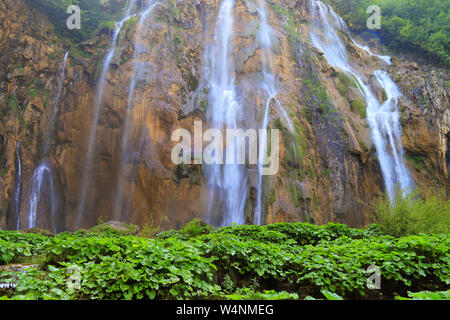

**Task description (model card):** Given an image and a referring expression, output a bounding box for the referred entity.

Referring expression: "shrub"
[372,188,450,237]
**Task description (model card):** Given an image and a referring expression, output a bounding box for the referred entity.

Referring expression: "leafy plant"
[372,188,450,237]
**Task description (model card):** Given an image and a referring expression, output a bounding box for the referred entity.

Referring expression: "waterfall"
[28,160,56,232]
[370,70,413,198]
[205,0,247,226]
[76,2,134,228]
[43,51,69,156]
[254,0,277,226]
[13,142,22,230]
[254,0,295,225]
[26,52,69,232]
[309,0,413,201]
[113,0,159,222]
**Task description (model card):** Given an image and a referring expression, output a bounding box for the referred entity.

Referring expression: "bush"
[372,188,450,237]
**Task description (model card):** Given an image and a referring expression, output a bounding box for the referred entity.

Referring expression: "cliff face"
[0,0,448,231]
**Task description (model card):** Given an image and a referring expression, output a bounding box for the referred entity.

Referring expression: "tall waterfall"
[43,51,69,156]
[114,0,159,221]
[309,0,413,201]
[28,52,69,231]
[13,142,22,230]
[254,0,295,225]
[206,0,247,226]
[76,2,134,228]
[254,0,278,226]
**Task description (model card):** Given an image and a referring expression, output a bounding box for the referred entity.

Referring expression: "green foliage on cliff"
[326,0,450,66]
[1,222,449,300]
[24,0,127,43]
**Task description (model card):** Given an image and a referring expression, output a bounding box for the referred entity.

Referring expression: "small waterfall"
[114,0,159,222]
[43,51,69,156]
[309,0,413,201]
[76,2,134,228]
[28,160,56,232]
[13,142,22,230]
[206,0,247,226]
[350,39,392,65]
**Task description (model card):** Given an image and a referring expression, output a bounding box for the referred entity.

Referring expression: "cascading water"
[254,0,295,225]
[370,70,413,198]
[254,0,278,226]
[43,51,69,156]
[114,0,159,222]
[28,161,56,231]
[76,2,134,228]
[27,52,69,231]
[13,142,22,230]
[206,0,247,226]
[309,0,413,201]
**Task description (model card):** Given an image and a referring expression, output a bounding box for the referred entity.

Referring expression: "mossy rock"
[350,99,367,119]
[89,221,140,236]
[180,219,213,237]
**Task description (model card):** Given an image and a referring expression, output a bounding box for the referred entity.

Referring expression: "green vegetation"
[24,0,127,43]
[303,77,336,116]
[372,189,450,237]
[8,94,21,112]
[326,0,450,66]
[350,99,367,118]
[0,220,448,300]
[396,290,450,300]
[405,154,427,170]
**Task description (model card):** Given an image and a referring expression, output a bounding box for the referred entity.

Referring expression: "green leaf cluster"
[1,221,448,300]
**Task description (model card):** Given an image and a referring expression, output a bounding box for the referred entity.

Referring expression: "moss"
[303,77,336,116]
[350,99,367,118]
[287,182,304,208]
[357,137,368,152]
[70,45,92,60]
[336,71,357,88]
[381,89,388,101]
[274,117,309,182]
[8,94,20,112]
[27,77,50,103]
[336,83,347,97]
[405,154,426,170]
[265,188,276,208]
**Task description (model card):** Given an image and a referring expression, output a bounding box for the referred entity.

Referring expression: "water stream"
[13,142,22,230]
[27,52,69,231]
[113,0,159,222]
[206,0,247,226]
[76,2,134,227]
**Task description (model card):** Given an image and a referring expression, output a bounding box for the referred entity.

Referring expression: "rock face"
[0,0,448,231]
